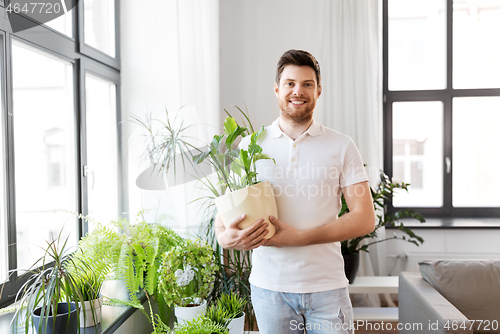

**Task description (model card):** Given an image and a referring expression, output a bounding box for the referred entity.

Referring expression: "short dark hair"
[275,49,321,87]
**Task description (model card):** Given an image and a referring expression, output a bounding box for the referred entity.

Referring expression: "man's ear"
[317,85,322,98]
[274,82,279,98]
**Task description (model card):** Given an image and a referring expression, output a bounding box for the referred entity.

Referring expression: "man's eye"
[285,82,293,87]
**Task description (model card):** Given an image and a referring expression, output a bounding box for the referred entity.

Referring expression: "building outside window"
[384,0,500,218]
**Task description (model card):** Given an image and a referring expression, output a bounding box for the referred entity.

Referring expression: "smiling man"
[215,49,376,333]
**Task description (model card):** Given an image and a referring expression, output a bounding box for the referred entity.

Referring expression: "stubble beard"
[278,97,316,126]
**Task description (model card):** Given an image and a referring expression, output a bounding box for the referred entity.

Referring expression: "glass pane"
[45,8,73,37]
[453,97,500,206]
[0,55,7,283]
[86,74,118,230]
[392,101,443,207]
[388,0,446,90]
[84,0,116,57]
[453,0,500,88]
[12,41,77,271]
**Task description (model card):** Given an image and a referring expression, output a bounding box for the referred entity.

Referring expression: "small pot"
[227,312,245,334]
[78,295,103,327]
[174,299,207,323]
[214,181,277,239]
[32,302,78,334]
[342,251,360,284]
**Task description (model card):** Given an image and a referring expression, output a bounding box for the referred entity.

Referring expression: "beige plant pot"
[214,181,277,239]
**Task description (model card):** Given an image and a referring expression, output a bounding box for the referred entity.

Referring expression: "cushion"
[419,260,500,333]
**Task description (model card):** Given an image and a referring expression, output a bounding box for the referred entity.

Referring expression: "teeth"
[290,101,305,105]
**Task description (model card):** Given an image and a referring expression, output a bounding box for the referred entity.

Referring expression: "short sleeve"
[339,137,369,188]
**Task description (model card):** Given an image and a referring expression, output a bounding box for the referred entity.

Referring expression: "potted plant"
[193,115,277,238]
[157,238,218,323]
[151,313,229,334]
[339,170,426,283]
[210,293,246,334]
[69,218,123,327]
[7,232,95,334]
[115,215,182,322]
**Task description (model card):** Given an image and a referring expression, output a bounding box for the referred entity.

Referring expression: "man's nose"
[293,85,304,96]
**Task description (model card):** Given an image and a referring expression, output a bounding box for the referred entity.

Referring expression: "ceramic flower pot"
[342,250,360,284]
[214,181,277,239]
[228,312,245,334]
[32,302,78,334]
[174,299,207,323]
[78,295,103,327]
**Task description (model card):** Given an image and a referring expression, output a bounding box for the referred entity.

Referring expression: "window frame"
[0,0,122,307]
[383,0,500,219]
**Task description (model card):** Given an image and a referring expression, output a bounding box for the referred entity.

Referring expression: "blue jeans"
[251,284,354,334]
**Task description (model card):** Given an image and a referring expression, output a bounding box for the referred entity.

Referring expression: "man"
[215,49,376,333]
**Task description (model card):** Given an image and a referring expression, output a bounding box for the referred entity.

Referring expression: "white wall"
[120,0,182,222]
[219,0,324,127]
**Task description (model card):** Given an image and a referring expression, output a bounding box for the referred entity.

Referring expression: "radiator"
[404,253,500,272]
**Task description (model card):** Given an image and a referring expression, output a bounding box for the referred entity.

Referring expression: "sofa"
[399,260,500,334]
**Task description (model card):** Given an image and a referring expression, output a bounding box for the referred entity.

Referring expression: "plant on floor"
[339,169,425,254]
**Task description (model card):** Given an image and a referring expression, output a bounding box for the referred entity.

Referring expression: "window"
[85,73,119,231]
[12,41,78,270]
[84,0,116,57]
[0,1,121,306]
[0,37,7,283]
[384,0,500,218]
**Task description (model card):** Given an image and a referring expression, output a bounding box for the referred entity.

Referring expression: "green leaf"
[239,150,250,171]
[223,117,238,136]
[193,150,211,165]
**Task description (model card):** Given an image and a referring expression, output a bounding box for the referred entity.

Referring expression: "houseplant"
[196,107,270,331]
[7,232,95,334]
[339,170,426,283]
[115,215,182,322]
[68,217,124,326]
[193,115,277,238]
[151,313,229,334]
[157,238,218,323]
[212,293,246,334]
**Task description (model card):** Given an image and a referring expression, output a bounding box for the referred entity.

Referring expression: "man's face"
[274,65,322,125]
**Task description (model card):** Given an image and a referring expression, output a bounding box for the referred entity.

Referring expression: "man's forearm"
[298,209,376,246]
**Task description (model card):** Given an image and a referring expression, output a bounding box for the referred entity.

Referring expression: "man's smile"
[289,99,306,105]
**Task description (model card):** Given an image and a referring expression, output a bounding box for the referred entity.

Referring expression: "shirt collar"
[269,117,322,138]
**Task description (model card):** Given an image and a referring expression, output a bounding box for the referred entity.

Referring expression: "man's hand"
[215,214,269,251]
[263,216,302,248]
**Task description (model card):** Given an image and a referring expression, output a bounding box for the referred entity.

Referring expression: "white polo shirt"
[240,117,369,293]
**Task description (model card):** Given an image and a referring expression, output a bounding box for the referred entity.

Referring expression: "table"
[348,276,399,322]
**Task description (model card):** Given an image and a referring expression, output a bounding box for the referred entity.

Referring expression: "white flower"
[175,264,195,287]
